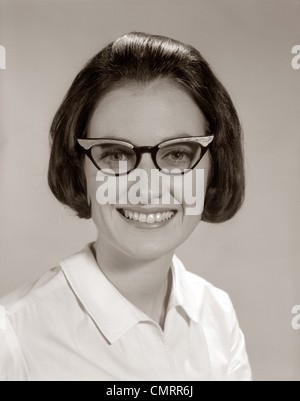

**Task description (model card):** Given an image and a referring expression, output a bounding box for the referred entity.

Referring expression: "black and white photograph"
[0,0,299,383]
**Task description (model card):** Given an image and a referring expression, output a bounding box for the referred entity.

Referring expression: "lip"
[116,205,179,214]
[116,207,178,229]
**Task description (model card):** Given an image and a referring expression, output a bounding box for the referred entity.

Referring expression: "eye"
[101,150,128,162]
[161,148,193,162]
[92,145,135,163]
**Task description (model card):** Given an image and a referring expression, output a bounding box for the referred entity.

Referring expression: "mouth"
[116,208,177,228]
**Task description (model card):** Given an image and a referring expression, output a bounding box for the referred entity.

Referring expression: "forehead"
[88,79,207,145]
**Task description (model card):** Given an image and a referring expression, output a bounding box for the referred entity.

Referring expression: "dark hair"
[48,32,245,223]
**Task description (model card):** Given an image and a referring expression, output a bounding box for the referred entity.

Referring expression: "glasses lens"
[91,143,136,175]
[156,142,201,172]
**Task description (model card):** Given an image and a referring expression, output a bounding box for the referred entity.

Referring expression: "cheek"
[85,172,100,224]
[170,154,211,216]
[85,167,98,203]
[84,165,107,222]
[85,159,119,205]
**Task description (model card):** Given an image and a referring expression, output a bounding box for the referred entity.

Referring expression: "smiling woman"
[84,81,212,262]
[0,32,251,381]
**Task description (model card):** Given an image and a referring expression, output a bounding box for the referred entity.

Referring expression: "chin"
[121,238,177,261]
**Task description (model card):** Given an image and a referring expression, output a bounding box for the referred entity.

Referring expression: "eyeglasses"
[77,135,214,176]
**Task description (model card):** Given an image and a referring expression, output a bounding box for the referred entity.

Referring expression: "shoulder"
[173,255,252,381]
[188,270,232,309]
[173,254,236,324]
[0,267,68,381]
[0,309,30,381]
[0,267,66,319]
[173,254,232,303]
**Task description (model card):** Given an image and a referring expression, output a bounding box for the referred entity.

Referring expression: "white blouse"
[0,244,252,381]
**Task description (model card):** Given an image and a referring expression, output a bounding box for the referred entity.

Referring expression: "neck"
[92,239,174,329]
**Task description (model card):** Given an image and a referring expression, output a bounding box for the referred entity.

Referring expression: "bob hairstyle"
[48,32,245,223]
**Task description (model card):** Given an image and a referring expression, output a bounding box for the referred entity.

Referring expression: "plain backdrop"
[0,0,299,381]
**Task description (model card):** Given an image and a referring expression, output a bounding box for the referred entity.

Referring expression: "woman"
[0,32,252,381]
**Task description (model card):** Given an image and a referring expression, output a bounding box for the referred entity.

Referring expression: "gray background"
[0,0,299,381]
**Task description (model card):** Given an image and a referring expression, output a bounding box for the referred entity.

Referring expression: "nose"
[128,153,161,204]
[137,152,156,173]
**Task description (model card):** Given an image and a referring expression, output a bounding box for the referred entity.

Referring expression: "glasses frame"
[77,135,214,176]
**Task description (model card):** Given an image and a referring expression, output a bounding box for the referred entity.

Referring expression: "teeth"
[147,214,155,224]
[139,213,147,223]
[120,209,175,224]
[155,213,162,222]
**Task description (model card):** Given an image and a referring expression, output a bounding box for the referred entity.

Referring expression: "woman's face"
[85,79,211,260]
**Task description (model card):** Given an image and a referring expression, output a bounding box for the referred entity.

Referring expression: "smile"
[117,209,176,225]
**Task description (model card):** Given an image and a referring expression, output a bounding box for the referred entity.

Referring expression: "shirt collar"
[170,254,200,324]
[60,244,199,344]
